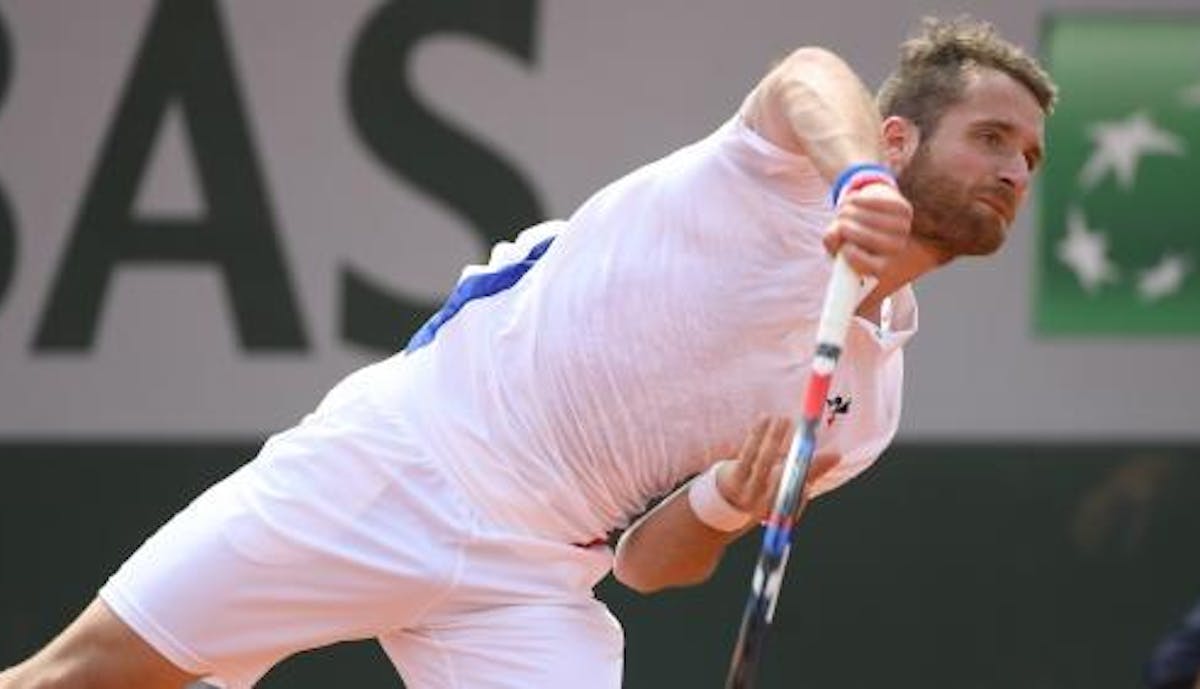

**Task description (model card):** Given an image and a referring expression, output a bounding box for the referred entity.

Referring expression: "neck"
[855,239,947,321]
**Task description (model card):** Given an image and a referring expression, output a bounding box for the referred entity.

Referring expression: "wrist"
[687,461,753,532]
[830,162,896,207]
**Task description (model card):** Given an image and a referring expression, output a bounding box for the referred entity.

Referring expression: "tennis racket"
[724,253,862,689]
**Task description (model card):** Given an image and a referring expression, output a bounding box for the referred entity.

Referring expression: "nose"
[999,154,1031,196]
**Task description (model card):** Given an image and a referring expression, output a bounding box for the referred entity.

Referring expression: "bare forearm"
[613,482,751,594]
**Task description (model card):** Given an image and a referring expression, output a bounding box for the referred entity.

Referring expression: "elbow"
[783,46,849,70]
[768,47,855,105]
[612,550,663,594]
[613,566,663,595]
[612,555,716,595]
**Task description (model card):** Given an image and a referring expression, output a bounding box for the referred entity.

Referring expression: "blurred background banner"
[1038,15,1200,335]
[0,0,1198,439]
[1,2,1198,688]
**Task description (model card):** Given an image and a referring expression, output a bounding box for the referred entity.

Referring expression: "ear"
[882,116,920,171]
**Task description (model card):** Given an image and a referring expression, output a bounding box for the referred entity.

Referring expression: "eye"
[979,129,1004,148]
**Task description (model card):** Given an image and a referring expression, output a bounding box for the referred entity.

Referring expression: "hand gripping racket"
[724,253,863,689]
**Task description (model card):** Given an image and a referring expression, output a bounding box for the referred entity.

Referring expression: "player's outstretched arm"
[613,417,796,594]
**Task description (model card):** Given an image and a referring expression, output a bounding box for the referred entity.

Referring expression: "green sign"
[1038,15,1200,335]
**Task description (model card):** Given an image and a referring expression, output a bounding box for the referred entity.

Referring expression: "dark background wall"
[3,442,1198,688]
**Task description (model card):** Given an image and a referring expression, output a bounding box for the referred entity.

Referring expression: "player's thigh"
[0,598,198,689]
[381,600,624,689]
[99,463,462,688]
[98,396,471,686]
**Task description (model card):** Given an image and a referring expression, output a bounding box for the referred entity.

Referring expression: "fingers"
[755,417,795,517]
[822,183,913,278]
[839,243,886,278]
[732,416,773,480]
[721,415,795,519]
[752,416,793,484]
[838,207,910,254]
[822,228,844,260]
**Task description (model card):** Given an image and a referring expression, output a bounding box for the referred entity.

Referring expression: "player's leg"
[0,598,198,689]
[381,598,624,689]
[2,386,467,689]
[85,408,466,688]
[381,513,624,689]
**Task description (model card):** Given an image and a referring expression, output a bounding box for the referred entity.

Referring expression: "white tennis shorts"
[99,366,623,689]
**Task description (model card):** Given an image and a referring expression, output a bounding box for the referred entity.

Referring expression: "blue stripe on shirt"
[405,236,555,353]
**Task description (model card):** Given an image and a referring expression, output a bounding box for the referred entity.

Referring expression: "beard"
[897,145,1014,258]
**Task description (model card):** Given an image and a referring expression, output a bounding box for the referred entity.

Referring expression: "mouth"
[975,195,1014,225]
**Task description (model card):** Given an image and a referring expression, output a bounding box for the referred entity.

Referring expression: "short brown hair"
[877,16,1058,135]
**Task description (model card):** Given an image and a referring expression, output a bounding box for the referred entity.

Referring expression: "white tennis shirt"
[370,116,918,545]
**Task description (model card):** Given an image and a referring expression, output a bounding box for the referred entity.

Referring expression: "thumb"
[822,225,843,257]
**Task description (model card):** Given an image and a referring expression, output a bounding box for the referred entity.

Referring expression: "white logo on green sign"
[1038,16,1200,334]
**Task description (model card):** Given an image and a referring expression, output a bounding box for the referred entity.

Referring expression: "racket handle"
[814,254,862,349]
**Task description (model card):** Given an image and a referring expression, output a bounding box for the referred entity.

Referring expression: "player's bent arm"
[742,47,913,281]
[613,482,754,594]
[613,417,795,594]
[741,46,884,183]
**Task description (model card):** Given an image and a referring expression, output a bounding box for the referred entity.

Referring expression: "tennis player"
[1,16,1055,689]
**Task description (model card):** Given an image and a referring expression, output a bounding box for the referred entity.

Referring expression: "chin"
[916,216,1006,259]
[961,239,1004,257]
[955,211,1007,257]
[957,230,1006,257]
